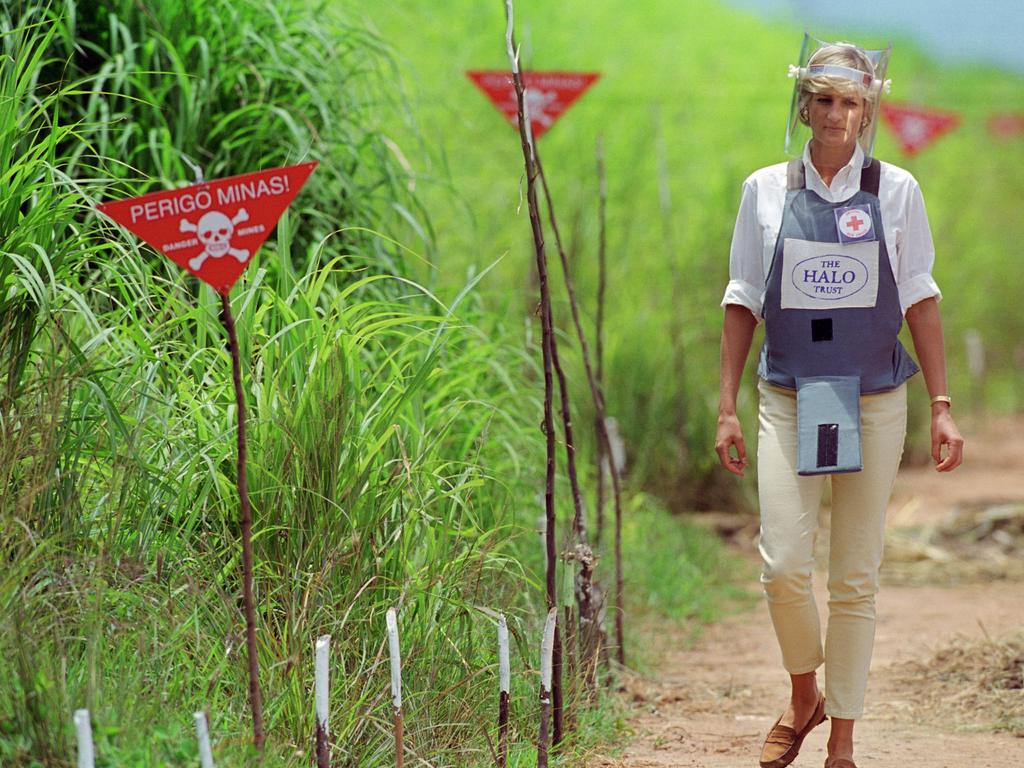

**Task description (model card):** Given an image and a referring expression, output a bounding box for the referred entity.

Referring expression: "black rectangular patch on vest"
[811,318,833,342]
[817,424,839,467]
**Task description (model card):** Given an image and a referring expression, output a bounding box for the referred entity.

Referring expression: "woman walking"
[715,38,964,768]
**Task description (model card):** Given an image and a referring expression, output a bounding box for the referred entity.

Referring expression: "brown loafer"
[824,759,857,768]
[759,694,827,768]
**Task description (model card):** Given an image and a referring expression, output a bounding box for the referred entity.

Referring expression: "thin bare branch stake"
[532,163,589,553]
[498,615,510,768]
[520,59,599,726]
[534,127,627,669]
[220,292,265,749]
[74,709,94,768]
[387,608,404,768]
[194,712,215,768]
[591,137,622,672]
[537,608,558,768]
[504,0,564,745]
[315,634,331,768]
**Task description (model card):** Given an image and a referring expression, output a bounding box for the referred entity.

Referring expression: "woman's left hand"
[931,407,963,472]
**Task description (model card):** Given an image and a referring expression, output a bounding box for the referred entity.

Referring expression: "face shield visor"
[784,34,892,165]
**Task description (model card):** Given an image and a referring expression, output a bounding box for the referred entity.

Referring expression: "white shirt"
[721,142,941,321]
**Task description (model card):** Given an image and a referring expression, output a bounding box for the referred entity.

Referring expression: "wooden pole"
[220,292,265,749]
[497,615,510,768]
[315,634,331,768]
[504,0,564,744]
[534,137,627,670]
[387,608,404,768]
[532,150,591,551]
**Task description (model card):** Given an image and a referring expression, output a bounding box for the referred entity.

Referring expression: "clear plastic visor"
[784,34,891,165]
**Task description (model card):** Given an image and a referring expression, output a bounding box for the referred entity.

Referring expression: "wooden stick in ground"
[534,139,627,669]
[592,140,618,673]
[74,709,94,768]
[315,634,331,768]
[543,246,588,550]
[537,608,558,768]
[595,135,608,548]
[194,711,215,768]
[386,608,404,768]
[498,614,510,768]
[504,0,563,745]
[540,247,597,702]
[533,144,607,680]
[219,292,265,750]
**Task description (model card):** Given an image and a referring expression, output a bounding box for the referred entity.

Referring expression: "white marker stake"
[74,709,94,768]
[498,616,511,695]
[194,712,215,768]
[386,608,403,768]
[540,608,557,697]
[386,609,402,710]
[498,614,511,768]
[314,634,331,767]
[315,635,331,734]
[538,607,558,768]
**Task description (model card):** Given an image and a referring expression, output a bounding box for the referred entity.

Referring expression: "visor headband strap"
[788,63,891,95]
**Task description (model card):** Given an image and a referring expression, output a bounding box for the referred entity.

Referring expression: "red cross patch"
[834,205,875,244]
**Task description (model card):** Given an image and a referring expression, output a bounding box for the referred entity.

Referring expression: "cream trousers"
[756,379,907,720]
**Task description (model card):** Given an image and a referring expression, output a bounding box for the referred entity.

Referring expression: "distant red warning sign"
[880,103,959,156]
[988,113,1024,139]
[98,161,317,294]
[466,70,600,139]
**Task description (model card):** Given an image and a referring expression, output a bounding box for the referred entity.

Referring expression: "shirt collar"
[801,141,865,201]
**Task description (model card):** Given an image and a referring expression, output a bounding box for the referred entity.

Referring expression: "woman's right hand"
[716,304,757,477]
[715,412,748,476]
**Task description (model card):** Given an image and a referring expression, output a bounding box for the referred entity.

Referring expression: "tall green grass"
[51,0,433,277]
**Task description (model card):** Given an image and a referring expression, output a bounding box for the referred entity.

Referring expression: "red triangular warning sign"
[98,161,317,294]
[988,112,1024,139]
[880,103,959,156]
[466,70,600,139]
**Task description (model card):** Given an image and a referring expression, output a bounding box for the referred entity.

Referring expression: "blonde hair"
[797,43,878,134]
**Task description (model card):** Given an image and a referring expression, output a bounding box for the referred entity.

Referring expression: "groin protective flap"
[796,376,862,475]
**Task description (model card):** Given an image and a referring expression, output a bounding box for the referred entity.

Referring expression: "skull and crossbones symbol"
[180,208,250,271]
[527,89,559,128]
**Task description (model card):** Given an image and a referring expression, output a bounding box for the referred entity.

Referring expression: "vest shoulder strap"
[786,157,805,191]
[860,157,880,197]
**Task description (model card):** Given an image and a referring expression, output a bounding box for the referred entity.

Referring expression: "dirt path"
[590,415,1024,768]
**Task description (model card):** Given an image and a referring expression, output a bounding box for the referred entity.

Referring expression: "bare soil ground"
[589,415,1024,768]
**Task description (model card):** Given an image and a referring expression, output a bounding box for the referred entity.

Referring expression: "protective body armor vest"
[757,157,919,393]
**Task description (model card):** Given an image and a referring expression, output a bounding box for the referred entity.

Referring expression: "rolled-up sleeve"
[895,179,942,314]
[721,179,766,320]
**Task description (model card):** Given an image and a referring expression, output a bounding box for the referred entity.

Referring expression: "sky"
[727,0,1024,74]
